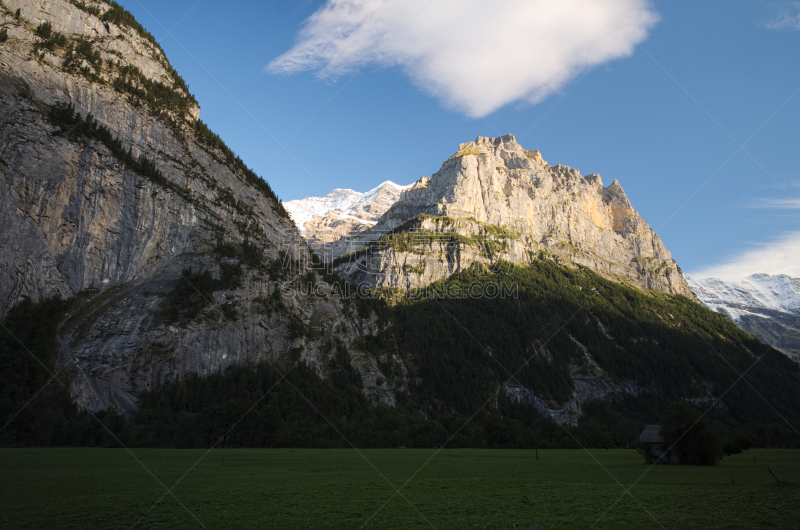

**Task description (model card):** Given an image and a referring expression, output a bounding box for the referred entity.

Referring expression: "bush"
[219,263,243,290]
[36,22,52,39]
[220,302,239,321]
[74,38,101,66]
[113,64,195,115]
[724,432,754,455]
[214,239,263,269]
[156,264,243,325]
[69,1,100,17]
[0,28,8,44]
[156,268,217,324]
[33,23,67,53]
[660,402,724,465]
[101,4,141,29]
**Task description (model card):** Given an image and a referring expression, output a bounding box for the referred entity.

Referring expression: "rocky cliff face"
[0,0,398,413]
[688,274,800,362]
[322,135,694,298]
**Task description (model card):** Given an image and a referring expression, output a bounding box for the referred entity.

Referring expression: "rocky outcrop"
[503,334,641,425]
[327,134,694,298]
[0,0,399,412]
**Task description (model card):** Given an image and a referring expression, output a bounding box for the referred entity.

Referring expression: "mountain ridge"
[290,134,695,299]
[282,181,413,257]
[688,274,800,362]
[283,180,414,231]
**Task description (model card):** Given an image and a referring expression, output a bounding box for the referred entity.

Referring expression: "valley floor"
[0,448,797,528]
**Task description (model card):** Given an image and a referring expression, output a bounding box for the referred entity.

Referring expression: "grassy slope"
[0,448,797,528]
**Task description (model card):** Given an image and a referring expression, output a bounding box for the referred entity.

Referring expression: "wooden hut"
[639,425,679,464]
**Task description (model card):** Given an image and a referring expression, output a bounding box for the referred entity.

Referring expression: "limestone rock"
[324,134,695,298]
[0,0,399,412]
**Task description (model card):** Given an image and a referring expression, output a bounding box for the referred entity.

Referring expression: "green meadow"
[0,448,797,529]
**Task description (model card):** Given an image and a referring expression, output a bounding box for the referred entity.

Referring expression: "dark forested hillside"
[392,261,800,426]
[2,259,797,450]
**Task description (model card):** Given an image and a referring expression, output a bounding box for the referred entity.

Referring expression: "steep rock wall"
[0,0,397,412]
[333,135,694,298]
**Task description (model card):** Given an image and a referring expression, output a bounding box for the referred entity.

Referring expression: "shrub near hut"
[639,401,725,466]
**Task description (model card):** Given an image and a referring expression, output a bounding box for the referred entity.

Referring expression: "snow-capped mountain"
[688,274,800,319]
[282,181,412,255]
[688,274,800,362]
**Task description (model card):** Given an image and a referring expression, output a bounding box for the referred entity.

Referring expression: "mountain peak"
[282,180,413,238]
[315,134,694,298]
[475,133,517,145]
[452,134,547,166]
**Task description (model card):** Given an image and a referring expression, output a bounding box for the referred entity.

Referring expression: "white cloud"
[749,197,800,209]
[687,231,800,282]
[267,0,659,118]
[767,3,800,31]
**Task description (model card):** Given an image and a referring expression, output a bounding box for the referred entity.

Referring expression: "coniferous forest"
[1,260,797,452]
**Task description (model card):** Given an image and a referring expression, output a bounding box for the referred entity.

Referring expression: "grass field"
[0,448,797,528]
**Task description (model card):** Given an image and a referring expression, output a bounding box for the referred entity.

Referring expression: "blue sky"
[123,0,800,280]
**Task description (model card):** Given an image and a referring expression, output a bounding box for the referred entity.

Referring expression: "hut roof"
[639,425,665,444]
